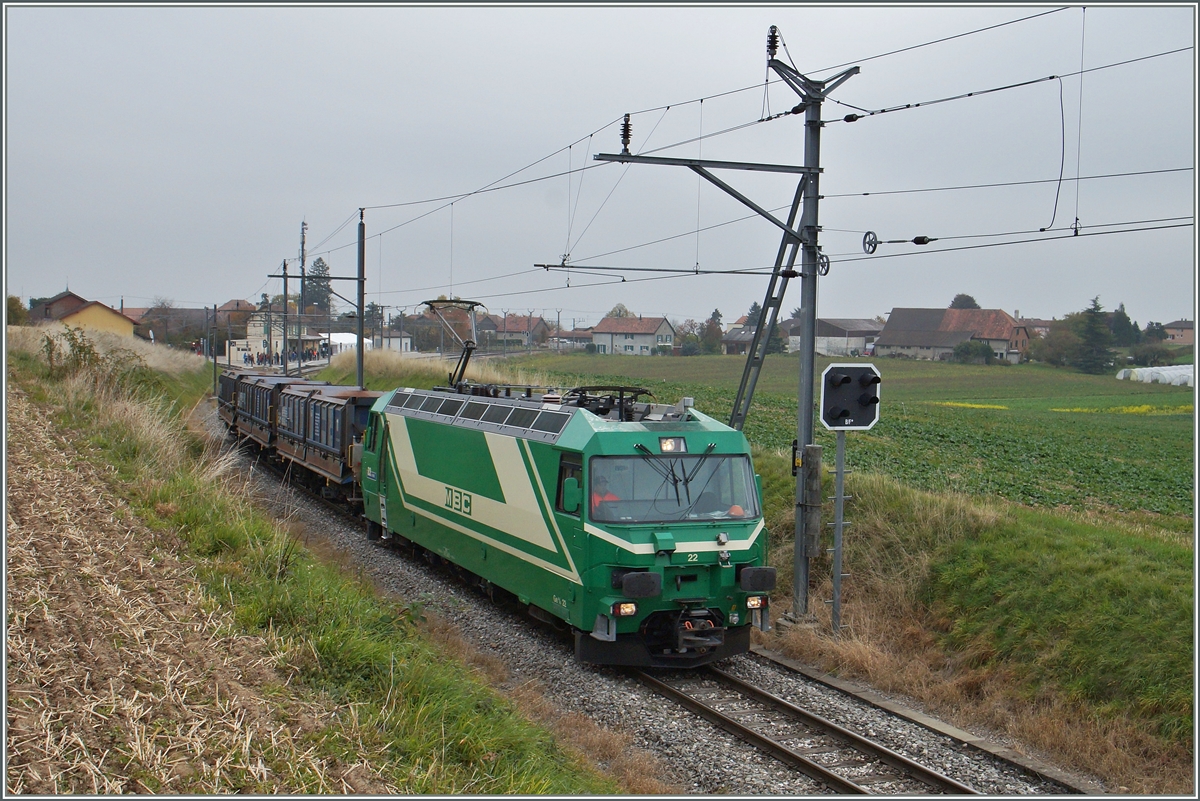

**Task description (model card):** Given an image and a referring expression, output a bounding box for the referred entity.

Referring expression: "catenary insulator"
[620,113,632,155]
[767,26,779,59]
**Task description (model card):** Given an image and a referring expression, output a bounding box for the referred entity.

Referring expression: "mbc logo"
[445,488,472,516]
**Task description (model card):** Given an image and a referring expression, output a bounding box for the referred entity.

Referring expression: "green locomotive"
[358,384,775,667]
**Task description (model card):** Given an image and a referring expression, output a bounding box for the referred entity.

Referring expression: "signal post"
[819,363,881,634]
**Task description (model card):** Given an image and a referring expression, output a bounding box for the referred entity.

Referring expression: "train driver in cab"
[590,474,620,513]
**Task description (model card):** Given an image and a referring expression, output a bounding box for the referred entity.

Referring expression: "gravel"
[211,406,1088,795]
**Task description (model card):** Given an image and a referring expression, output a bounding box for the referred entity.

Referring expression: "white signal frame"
[819,362,881,431]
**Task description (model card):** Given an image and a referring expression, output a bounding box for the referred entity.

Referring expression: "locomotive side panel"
[373,410,586,628]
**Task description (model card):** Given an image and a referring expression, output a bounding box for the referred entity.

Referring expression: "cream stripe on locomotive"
[519,438,580,581]
[384,413,582,584]
[582,519,766,555]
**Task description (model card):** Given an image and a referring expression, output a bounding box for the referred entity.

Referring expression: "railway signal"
[820,364,881,431]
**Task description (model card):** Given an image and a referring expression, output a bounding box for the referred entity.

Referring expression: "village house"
[875,308,1029,363]
[477,314,550,350]
[1164,319,1193,345]
[28,291,138,338]
[591,316,674,355]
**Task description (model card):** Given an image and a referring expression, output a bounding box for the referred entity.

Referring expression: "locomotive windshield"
[588,454,760,523]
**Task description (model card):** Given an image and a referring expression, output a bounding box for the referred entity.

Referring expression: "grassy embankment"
[5,327,622,794]
[503,352,1194,794]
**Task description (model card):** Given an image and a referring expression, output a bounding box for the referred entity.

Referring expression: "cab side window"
[364,415,378,453]
[554,456,582,515]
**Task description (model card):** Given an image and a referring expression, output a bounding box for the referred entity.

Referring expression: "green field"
[511,354,1194,521]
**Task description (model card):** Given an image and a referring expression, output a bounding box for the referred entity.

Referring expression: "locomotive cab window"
[555,456,583,515]
[588,454,760,523]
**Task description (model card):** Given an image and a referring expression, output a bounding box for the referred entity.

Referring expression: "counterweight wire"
[1072,7,1088,235]
[1042,77,1067,231]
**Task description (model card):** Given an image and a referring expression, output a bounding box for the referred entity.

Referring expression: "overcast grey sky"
[5,4,1195,329]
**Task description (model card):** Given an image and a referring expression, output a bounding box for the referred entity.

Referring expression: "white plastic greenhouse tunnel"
[1115,364,1194,387]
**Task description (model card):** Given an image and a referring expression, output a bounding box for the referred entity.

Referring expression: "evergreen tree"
[305,257,334,313]
[700,309,723,354]
[1073,297,1115,374]
[1143,321,1168,342]
[746,301,762,328]
[949,293,981,309]
[1110,303,1138,346]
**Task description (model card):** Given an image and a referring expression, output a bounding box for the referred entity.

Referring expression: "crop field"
[514,354,1194,521]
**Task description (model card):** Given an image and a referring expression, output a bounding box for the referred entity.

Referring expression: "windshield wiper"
[683,443,717,485]
[635,444,685,506]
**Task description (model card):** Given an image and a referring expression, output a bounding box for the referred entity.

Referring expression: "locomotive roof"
[377,385,743,449]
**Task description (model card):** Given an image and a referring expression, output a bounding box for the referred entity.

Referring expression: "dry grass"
[758,472,1193,795]
[4,386,391,793]
[7,324,207,375]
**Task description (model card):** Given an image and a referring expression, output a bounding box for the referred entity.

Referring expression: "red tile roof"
[591,316,672,335]
[940,308,1017,340]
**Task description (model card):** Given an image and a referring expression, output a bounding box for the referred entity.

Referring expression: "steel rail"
[708,666,979,795]
[635,669,868,794]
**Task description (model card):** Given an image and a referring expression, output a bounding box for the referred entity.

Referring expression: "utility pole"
[357,209,366,388]
[299,220,307,371]
[556,309,562,352]
[282,259,290,376]
[766,28,857,619]
[266,297,274,368]
[211,303,218,393]
[590,27,857,620]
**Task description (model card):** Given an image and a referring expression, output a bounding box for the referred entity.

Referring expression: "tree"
[700,309,723,354]
[676,319,702,356]
[365,302,385,339]
[1109,303,1139,347]
[1130,343,1173,366]
[604,303,632,318]
[1073,297,1115,374]
[7,295,28,325]
[305,257,333,314]
[953,340,994,364]
[949,293,980,309]
[790,306,802,320]
[1026,325,1080,367]
[765,325,785,354]
[1143,321,1168,342]
[745,301,762,328]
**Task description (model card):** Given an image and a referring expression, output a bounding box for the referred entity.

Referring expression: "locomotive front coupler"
[674,604,725,652]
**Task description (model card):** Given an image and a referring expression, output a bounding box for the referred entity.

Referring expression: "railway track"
[638,666,979,795]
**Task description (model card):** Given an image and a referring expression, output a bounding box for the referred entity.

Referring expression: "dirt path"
[4,386,388,794]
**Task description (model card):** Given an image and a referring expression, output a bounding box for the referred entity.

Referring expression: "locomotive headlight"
[745,596,765,609]
[612,602,638,617]
[658,437,687,453]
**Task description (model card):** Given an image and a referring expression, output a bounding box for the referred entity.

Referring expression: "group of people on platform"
[242,346,326,367]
